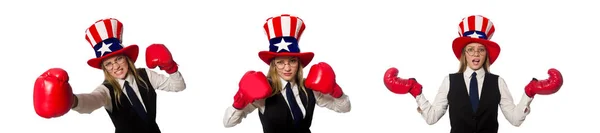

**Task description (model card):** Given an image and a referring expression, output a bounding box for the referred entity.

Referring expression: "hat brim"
[452,37,501,65]
[87,45,139,70]
[258,51,314,68]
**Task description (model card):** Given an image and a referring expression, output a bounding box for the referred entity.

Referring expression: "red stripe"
[263,22,271,39]
[116,20,123,40]
[272,16,282,38]
[103,19,114,38]
[467,16,475,32]
[289,16,298,38]
[88,25,102,45]
[85,35,92,47]
[488,25,495,39]
[480,18,489,33]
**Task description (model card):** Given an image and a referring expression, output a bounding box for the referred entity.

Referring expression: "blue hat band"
[93,38,123,58]
[463,31,488,40]
[269,37,300,53]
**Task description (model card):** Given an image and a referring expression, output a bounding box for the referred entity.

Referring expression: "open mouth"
[472,59,481,65]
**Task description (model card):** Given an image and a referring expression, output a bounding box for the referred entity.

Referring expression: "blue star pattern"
[463,31,488,40]
[269,37,300,53]
[93,38,123,58]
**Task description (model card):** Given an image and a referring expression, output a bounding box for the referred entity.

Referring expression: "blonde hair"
[457,50,491,73]
[266,58,309,102]
[101,56,149,107]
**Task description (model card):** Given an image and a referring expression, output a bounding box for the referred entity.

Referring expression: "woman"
[382,15,563,133]
[33,18,185,133]
[222,14,351,133]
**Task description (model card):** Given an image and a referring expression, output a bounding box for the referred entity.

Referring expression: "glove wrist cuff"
[232,101,246,110]
[330,83,343,98]
[411,93,419,98]
[525,92,535,98]
[165,64,178,74]
[331,90,343,98]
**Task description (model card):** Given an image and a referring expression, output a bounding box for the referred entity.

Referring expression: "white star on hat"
[468,32,482,38]
[97,42,113,56]
[274,38,291,52]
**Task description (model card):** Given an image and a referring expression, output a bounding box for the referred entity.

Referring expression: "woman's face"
[273,56,299,81]
[464,43,487,70]
[102,55,129,79]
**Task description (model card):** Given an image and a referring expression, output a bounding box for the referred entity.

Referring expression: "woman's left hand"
[146,44,179,74]
[524,68,563,98]
[305,62,344,98]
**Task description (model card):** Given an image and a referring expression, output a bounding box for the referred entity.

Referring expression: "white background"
[0,0,597,132]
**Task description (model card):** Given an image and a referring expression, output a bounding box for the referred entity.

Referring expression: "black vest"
[104,68,161,133]
[447,73,501,133]
[258,79,317,133]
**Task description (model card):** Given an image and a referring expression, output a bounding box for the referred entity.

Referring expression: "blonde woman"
[223,14,351,133]
[382,15,563,133]
[33,18,185,133]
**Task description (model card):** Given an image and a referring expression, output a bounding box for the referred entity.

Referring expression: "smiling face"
[464,42,487,70]
[102,55,129,79]
[273,56,299,81]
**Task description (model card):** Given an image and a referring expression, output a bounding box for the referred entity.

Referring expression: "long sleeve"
[145,68,186,92]
[415,76,450,125]
[314,91,351,113]
[498,77,533,127]
[223,100,265,128]
[72,85,111,114]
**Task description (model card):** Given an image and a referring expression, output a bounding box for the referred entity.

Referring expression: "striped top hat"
[452,15,501,65]
[258,14,314,68]
[85,18,139,70]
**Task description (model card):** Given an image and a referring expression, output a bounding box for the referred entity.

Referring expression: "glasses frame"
[274,59,299,69]
[465,47,487,56]
[103,56,127,71]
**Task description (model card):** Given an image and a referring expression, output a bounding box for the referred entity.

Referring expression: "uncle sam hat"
[85,18,139,70]
[258,14,314,68]
[452,15,501,65]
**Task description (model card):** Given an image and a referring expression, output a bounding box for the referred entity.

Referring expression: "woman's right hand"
[232,71,272,110]
[33,68,73,119]
[383,67,422,98]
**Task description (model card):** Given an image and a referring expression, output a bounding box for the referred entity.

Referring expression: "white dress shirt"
[72,68,186,113]
[223,77,351,128]
[415,67,533,127]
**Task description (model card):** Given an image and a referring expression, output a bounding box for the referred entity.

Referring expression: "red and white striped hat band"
[85,18,125,58]
[458,15,495,40]
[263,14,306,53]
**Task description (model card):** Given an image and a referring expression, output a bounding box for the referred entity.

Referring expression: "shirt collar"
[279,77,295,90]
[116,73,134,88]
[464,67,485,79]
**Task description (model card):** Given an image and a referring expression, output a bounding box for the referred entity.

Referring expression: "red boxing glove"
[146,44,178,74]
[233,71,272,109]
[305,62,343,98]
[33,68,73,119]
[525,68,563,98]
[383,67,422,98]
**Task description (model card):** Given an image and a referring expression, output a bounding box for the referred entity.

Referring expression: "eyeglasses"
[465,47,487,56]
[103,56,127,71]
[274,59,299,69]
